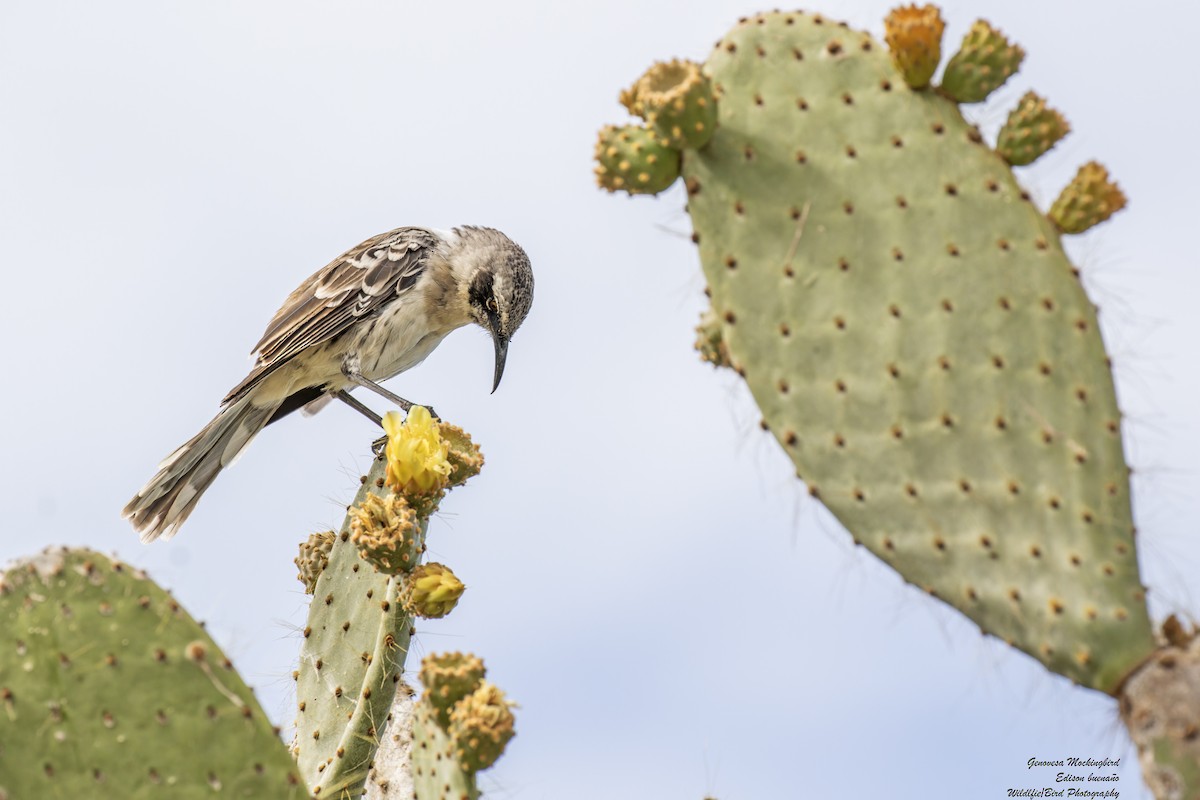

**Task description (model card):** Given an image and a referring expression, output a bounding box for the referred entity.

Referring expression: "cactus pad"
[679,10,1153,692]
[0,548,303,798]
[411,699,478,800]
[294,456,428,797]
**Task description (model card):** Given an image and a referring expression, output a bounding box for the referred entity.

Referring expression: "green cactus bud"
[941,20,1024,103]
[624,59,718,149]
[1049,161,1127,234]
[349,491,421,575]
[883,4,945,89]
[996,92,1070,166]
[420,652,487,728]
[296,530,335,593]
[594,124,681,196]
[447,682,516,773]
[401,563,465,619]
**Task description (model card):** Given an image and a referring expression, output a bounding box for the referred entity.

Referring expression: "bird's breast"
[355,302,461,381]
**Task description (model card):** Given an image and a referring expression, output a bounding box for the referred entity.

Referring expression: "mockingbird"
[123,225,534,543]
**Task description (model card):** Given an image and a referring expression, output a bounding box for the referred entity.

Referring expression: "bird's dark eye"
[486,297,499,313]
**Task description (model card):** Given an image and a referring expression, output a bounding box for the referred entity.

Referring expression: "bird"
[123,225,534,543]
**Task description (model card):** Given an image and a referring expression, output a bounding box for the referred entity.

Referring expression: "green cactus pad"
[997,92,1070,167]
[682,11,1153,692]
[419,652,486,728]
[294,455,428,798]
[0,548,303,799]
[296,531,336,594]
[940,19,1024,103]
[594,124,681,195]
[411,699,478,800]
[622,59,718,149]
[1049,161,1128,234]
[883,4,945,90]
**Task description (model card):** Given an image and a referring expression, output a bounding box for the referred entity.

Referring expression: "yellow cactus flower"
[382,407,452,497]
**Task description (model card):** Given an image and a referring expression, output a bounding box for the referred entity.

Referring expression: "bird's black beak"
[490,329,509,394]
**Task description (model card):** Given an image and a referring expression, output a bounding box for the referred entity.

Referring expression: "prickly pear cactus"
[293,410,485,798]
[0,547,304,799]
[293,454,425,798]
[598,8,1156,695]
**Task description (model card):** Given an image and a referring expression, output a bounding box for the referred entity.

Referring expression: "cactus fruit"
[883,4,945,89]
[297,531,336,594]
[350,492,421,575]
[594,124,681,195]
[410,655,513,799]
[419,652,487,728]
[0,547,302,798]
[621,59,717,149]
[446,683,515,773]
[598,8,1151,694]
[996,91,1070,167]
[439,422,485,487]
[940,20,1024,103]
[1049,161,1128,234]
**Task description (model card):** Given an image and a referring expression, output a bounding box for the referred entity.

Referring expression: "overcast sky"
[2,2,1197,798]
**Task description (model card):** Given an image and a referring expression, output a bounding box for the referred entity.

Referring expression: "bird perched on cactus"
[123,225,534,542]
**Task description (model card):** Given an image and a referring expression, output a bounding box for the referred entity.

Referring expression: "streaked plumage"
[123,225,534,542]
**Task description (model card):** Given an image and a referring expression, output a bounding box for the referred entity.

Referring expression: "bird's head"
[456,227,535,392]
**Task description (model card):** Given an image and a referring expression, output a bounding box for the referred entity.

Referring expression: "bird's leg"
[340,361,439,420]
[333,391,392,454]
[333,390,382,426]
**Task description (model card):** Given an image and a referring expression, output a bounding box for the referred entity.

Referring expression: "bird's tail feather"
[123,396,277,542]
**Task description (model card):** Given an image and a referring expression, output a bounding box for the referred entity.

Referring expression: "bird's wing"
[222,226,439,405]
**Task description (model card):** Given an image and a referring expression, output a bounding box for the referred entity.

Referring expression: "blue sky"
[2,2,1196,797]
